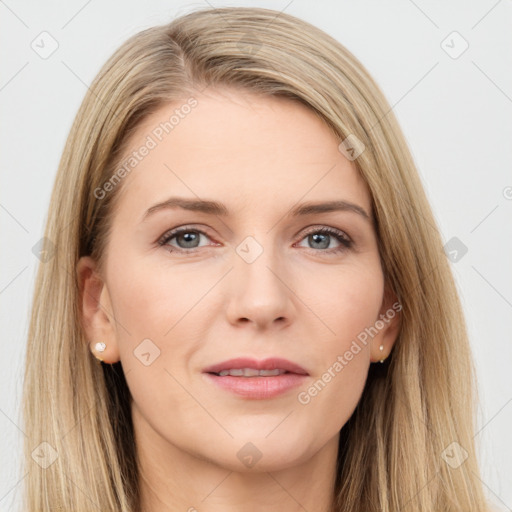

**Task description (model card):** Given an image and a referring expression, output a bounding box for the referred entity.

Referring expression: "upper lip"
[202,357,309,376]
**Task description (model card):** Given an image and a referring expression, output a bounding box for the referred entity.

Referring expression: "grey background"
[1,0,511,510]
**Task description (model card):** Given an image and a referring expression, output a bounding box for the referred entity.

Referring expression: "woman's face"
[79,88,399,472]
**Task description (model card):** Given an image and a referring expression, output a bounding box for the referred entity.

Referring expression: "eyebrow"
[142,196,371,222]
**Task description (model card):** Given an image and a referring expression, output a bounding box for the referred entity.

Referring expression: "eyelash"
[157,225,353,257]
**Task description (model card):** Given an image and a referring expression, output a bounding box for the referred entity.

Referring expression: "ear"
[76,256,120,364]
[370,284,402,363]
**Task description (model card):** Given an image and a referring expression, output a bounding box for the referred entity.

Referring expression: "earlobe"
[376,344,384,363]
[76,256,120,364]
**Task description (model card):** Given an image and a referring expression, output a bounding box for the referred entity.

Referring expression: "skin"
[77,88,400,512]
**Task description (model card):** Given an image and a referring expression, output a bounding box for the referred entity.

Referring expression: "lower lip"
[203,373,308,399]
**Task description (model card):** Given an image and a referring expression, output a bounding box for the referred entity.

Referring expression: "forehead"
[111,88,370,221]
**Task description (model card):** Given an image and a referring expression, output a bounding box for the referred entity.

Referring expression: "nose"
[225,239,294,330]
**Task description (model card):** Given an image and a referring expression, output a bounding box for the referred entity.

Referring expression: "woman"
[22,6,491,511]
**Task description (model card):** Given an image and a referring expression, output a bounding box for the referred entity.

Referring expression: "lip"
[202,357,309,376]
[202,357,309,400]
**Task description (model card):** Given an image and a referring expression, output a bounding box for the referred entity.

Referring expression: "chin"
[197,432,316,473]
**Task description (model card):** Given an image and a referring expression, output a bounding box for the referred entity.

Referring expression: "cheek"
[106,251,220,396]
[295,262,383,422]
[106,255,204,433]
[334,274,383,340]
[302,258,384,344]
[108,250,210,338]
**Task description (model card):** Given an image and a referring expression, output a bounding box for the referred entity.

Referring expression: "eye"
[158,226,214,253]
[295,227,352,254]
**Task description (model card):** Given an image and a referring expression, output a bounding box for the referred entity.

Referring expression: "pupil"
[179,232,199,248]
[311,233,329,249]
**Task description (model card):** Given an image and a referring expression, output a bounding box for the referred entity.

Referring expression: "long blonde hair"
[22,6,490,511]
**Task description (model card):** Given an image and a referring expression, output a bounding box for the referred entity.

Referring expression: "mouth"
[210,368,292,377]
[202,357,309,376]
[202,357,309,399]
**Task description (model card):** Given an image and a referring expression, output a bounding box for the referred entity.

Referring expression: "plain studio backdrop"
[1,0,511,510]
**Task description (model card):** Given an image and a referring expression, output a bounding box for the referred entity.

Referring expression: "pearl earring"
[93,342,106,362]
[379,344,385,363]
